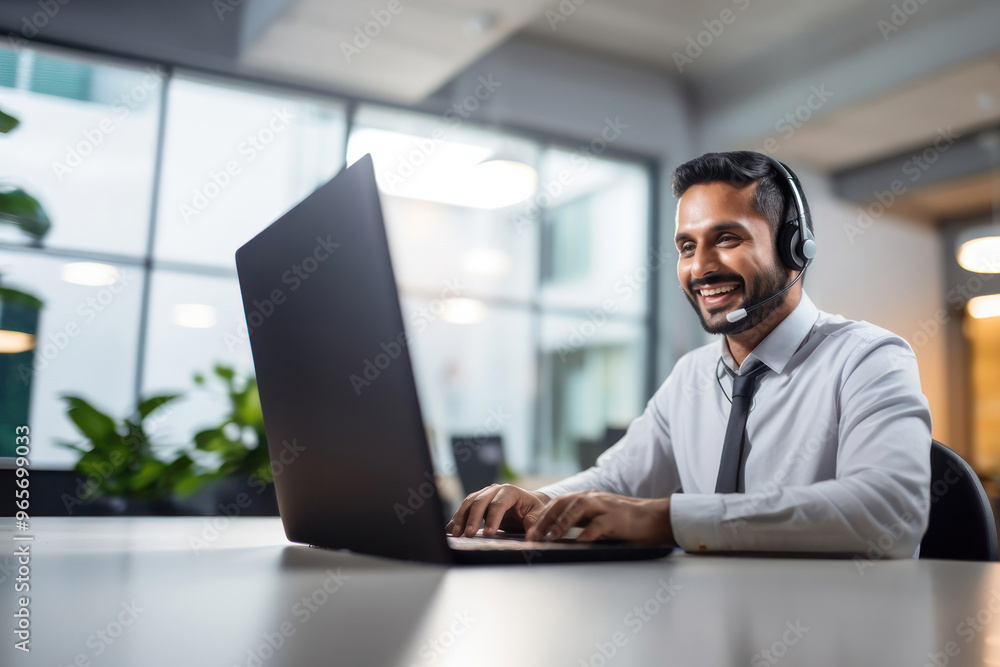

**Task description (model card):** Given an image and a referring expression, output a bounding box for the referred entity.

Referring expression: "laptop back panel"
[235,155,452,564]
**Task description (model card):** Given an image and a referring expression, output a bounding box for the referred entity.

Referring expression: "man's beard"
[684,260,790,335]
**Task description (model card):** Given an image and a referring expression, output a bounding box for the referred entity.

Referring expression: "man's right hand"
[446,484,551,538]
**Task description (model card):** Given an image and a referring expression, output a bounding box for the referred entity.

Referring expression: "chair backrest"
[920,440,998,561]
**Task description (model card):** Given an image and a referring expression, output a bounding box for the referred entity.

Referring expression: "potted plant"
[58,393,211,515]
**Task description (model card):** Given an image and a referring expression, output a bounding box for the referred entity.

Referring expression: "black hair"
[670,151,813,241]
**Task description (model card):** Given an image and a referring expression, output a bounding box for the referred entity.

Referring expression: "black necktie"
[715,362,770,494]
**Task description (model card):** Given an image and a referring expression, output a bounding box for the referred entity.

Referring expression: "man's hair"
[670,151,814,244]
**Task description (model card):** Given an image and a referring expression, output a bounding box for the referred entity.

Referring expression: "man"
[446,151,932,557]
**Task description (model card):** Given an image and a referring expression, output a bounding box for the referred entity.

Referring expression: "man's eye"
[719,234,738,243]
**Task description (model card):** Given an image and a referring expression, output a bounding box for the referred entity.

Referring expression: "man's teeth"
[700,285,738,296]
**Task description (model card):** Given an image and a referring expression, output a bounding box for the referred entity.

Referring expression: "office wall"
[796,168,950,447]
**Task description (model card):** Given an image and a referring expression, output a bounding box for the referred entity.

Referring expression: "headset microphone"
[725,269,806,323]
[723,155,817,324]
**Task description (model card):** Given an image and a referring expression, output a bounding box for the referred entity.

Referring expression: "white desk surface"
[3,517,999,666]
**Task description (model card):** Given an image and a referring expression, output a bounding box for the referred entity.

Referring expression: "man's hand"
[525,490,675,545]
[446,484,550,538]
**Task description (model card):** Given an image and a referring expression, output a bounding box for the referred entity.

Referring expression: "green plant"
[58,394,209,502]
[192,364,271,484]
[0,106,51,243]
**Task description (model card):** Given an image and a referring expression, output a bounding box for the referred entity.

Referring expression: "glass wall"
[1,44,655,479]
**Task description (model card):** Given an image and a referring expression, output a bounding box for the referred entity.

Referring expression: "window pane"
[537,314,647,474]
[154,73,347,268]
[0,47,160,256]
[348,105,540,303]
[399,296,536,478]
[538,149,651,317]
[140,269,254,453]
[0,251,141,464]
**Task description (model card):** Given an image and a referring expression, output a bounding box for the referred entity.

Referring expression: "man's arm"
[669,335,931,557]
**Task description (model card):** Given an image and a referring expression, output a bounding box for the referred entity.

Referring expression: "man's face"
[675,182,790,335]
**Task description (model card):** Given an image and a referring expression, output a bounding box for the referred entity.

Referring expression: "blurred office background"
[0,0,998,512]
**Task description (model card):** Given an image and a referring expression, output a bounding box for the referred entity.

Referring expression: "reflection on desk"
[3,517,1000,666]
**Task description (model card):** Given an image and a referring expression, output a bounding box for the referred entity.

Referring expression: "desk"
[3,518,999,666]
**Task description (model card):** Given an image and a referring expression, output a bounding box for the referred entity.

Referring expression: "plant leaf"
[62,396,118,444]
[0,108,18,134]
[137,393,180,420]
[0,187,51,240]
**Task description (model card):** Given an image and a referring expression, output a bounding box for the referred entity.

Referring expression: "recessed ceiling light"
[968,294,1000,319]
[957,236,1000,274]
[61,262,121,286]
[441,298,486,324]
[462,248,512,277]
[172,304,218,328]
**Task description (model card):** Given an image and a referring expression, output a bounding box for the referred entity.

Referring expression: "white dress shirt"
[537,290,932,557]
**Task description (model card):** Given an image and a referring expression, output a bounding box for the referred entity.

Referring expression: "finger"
[481,489,518,537]
[524,495,570,541]
[461,486,502,537]
[576,516,613,542]
[542,496,591,541]
[528,494,587,542]
[449,487,495,537]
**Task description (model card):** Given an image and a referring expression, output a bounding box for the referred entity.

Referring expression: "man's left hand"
[525,491,675,545]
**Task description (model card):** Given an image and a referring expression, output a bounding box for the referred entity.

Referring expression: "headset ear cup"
[777,221,804,271]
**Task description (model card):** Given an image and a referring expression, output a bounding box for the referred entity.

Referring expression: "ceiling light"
[968,294,1000,319]
[462,248,512,277]
[61,262,121,286]
[469,160,538,208]
[171,304,218,328]
[955,219,1000,273]
[347,129,537,209]
[0,330,35,354]
[441,298,486,324]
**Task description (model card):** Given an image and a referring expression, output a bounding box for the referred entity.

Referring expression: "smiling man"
[446,151,932,557]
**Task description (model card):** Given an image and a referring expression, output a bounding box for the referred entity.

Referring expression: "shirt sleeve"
[535,365,683,500]
[669,334,932,558]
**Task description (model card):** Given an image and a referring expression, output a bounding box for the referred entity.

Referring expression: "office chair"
[919,440,998,561]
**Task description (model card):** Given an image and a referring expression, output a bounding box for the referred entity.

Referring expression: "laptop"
[234,154,674,565]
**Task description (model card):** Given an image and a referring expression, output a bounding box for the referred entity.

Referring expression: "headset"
[725,154,818,323]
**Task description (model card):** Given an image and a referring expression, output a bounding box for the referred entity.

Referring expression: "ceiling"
[1,0,998,222]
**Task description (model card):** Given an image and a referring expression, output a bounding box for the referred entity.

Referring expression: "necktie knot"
[730,363,770,398]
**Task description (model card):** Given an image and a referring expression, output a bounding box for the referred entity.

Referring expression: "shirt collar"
[720,289,820,376]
